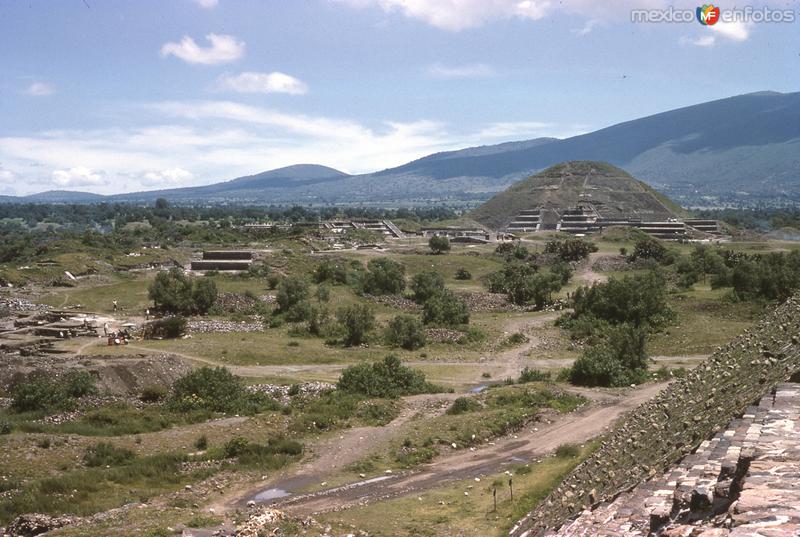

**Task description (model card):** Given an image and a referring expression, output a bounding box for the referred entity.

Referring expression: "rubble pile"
[4,513,81,537]
[235,508,369,537]
[425,328,465,344]
[213,292,274,313]
[364,294,421,311]
[187,319,264,333]
[511,293,800,537]
[0,298,50,314]
[456,292,528,312]
[590,255,650,273]
[549,383,800,536]
[246,382,335,403]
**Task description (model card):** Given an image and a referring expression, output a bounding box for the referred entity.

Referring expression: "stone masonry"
[510,294,800,537]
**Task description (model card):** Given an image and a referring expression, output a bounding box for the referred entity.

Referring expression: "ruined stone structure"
[550,383,800,536]
[510,294,800,537]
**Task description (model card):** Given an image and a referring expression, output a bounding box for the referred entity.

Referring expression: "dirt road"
[232,381,668,516]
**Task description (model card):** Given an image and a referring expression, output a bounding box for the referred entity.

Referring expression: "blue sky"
[0,0,797,195]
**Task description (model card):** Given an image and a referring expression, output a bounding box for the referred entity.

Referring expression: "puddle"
[470,384,488,393]
[253,488,291,502]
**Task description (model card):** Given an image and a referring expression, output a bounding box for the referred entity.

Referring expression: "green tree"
[570,324,648,387]
[422,291,469,327]
[276,276,310,313]
[410,271,445,304]
[361,258,406,295]
[570,271,669,329]
[338,355,438,398]
[545,238,597,262]
[337,304,375,346]
[428,235,451,254]
[148,268,194,314]
[192,278,218,314]
[385,315,427,350]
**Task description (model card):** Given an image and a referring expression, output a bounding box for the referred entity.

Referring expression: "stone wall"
[510,294,800,537]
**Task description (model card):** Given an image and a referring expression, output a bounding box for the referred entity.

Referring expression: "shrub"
[410,271,445,304]
[11,378,67,412]
[168,366,278,414]
[361,258,406,295]
[148,268,193,314]
[518,367,551,383]
[63,371,98,398]
[454,267,472,280]
[385,315,427,350]
[139,385,167,403]
[194,435,208,451]
[191,278,218,314]
[337,304,375,346]
[314,259,349,284]
[266,275,281,290]
[143,316,186,339]
[629,236,674,264]
[446,396,481,415]
[83,442,136,467]
[276,276,310,313]
[544,238,598,262]
[422,291,469,327]
[428,235,451,254]
[284,300,313,323]
[569,324,648,387]
[555,443,580,458]
[0,422,11,435]
[337,355,441,398]
[223,436,250,458]
[569,271,670,330]
[315,284,331,303]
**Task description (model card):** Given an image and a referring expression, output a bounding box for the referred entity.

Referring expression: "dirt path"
[576,252,609,286]
[230,382,668,515]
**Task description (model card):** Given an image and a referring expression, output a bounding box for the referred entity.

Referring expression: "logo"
[696,4,721,25]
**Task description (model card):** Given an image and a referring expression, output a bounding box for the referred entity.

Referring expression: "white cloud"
[193,0,218,8]
[337,0,682,31]
[217,71,308,95]
[52,167,105,188]
[679,34,716,47]
[142,168,195,186]
[160,33,245,65]
[572,19,600,36]
[427,63,494,79]
[0,100,577,195]
[710,20,751,42]
[25,82,55,96]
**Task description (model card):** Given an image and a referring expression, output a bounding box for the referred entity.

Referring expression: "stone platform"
[551,383,800,536]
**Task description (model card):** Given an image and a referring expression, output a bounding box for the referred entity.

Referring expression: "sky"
[0,0,798,195]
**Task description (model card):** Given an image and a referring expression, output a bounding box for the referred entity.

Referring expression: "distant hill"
[23,190,106,203]
[112,164,349,204]
[9,91,800,207]
[471,161,685,230]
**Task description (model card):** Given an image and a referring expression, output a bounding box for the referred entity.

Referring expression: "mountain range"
[7,91,800,207]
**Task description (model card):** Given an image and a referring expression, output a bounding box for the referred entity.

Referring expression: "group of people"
[102,321,131,346]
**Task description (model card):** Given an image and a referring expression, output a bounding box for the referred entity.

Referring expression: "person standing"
[112,300,118,312]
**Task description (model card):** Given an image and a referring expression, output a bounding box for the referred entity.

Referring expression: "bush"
[446,396,481,415]
[361,258,406,295]
[385,315,427,350]
[285,300,313,323]
[83,442,135,467]
[194,435,208,451]
[628,236,674,264]
[266,275,281,290]
[337,355,441,398]
[144,316,186,339]
[569,271,670,330]
[569,324,648,387]
[314,259,349,285]
[422,291,469,327]
[63,371,98,398]
[337,304,375,346]
[410,271,445,304]
[428,235,451,254]
[11,378,67,412]
[276,276,310,313]
[455,267,472,280]
[139,385,167,403]
[223,436,250,458]
[168,367,278,414]
[518,367,551,383]
[191,278,218,314]
[555,443,580,458]
[148,268,218,315]
[495,242,529,260]
[544,238,598,262]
